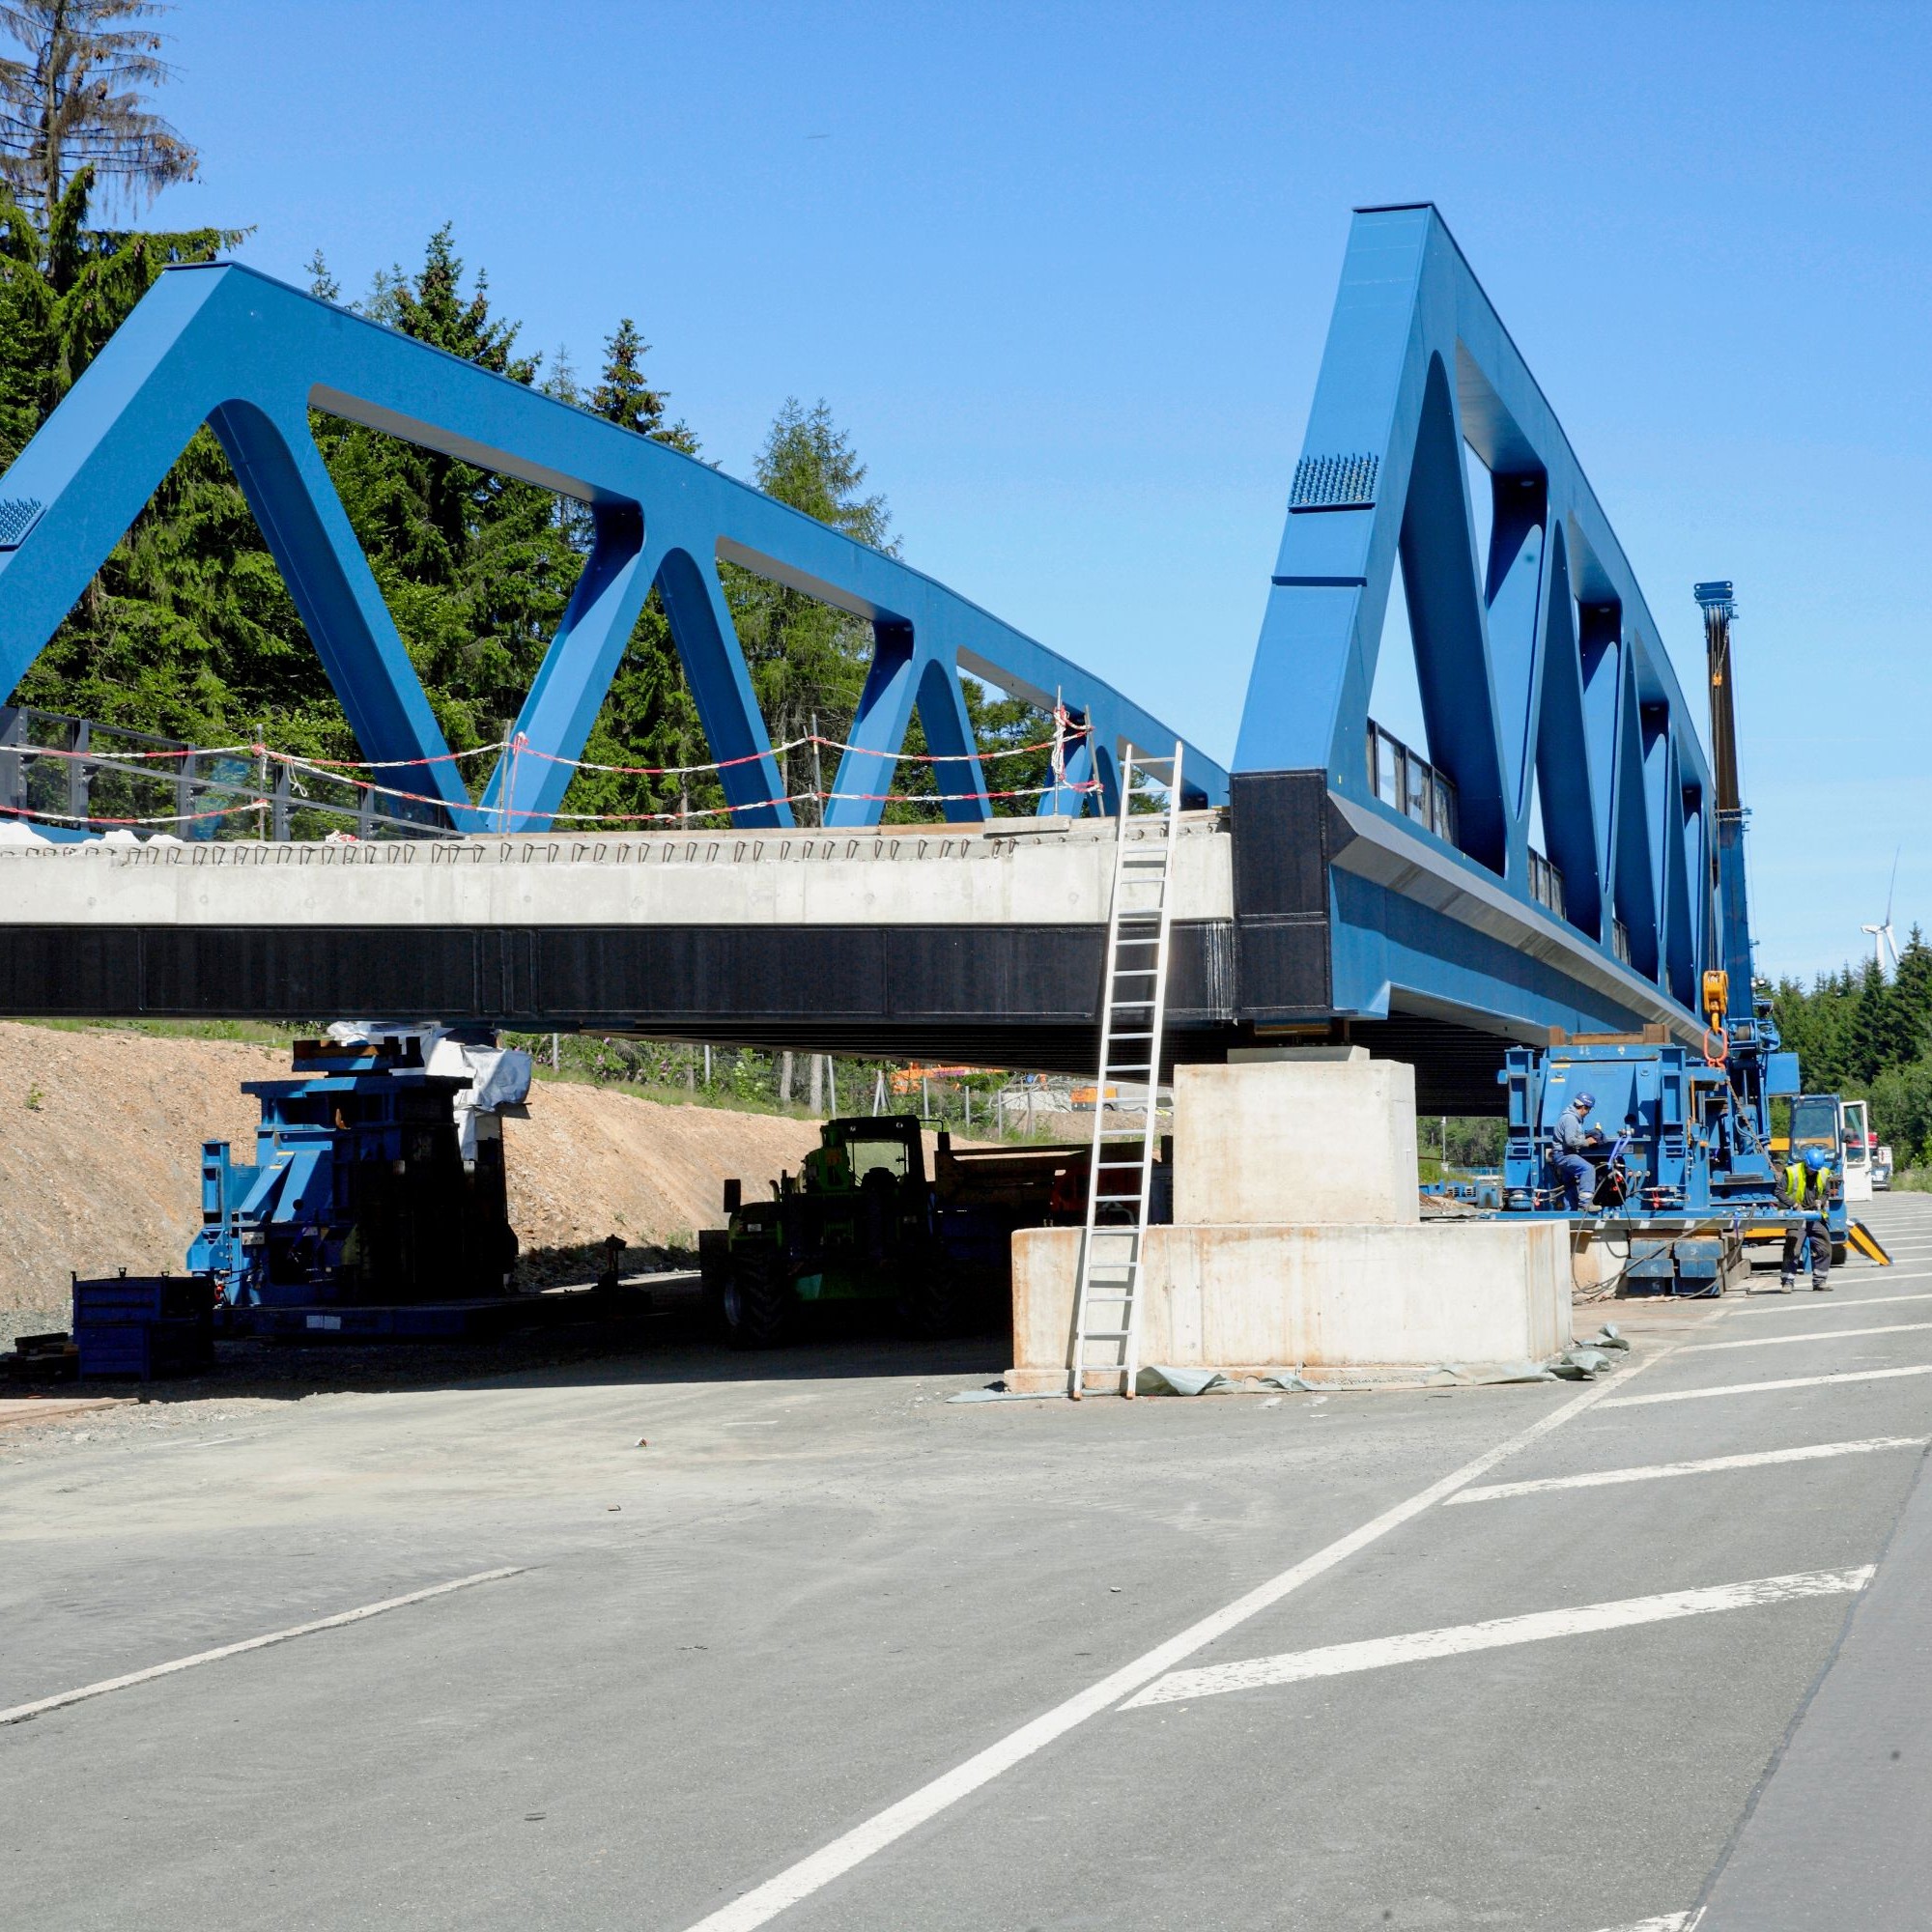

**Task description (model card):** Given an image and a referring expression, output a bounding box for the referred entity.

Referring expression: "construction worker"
[1780,1146,1835,1292]
[1548,1091,1604,1211]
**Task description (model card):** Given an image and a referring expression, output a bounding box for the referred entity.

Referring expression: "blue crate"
[72,1273,213,1378]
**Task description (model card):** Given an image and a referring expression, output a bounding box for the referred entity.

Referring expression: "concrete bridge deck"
[0,801,1700,1110]
[0,812,1234,929]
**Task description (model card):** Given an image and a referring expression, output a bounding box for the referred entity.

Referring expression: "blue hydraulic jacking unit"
[187,1033,523,1338]
[1497,583,1823,1294]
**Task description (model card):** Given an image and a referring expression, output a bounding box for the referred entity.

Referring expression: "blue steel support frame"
[0,264,1222,831]
[1234,203,1716,1038]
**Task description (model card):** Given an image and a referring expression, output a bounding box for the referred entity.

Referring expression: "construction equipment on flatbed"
[1498,582,1888,1288]
[188,1027,531,1338]
[700,1116,1151,1350]
[70,1026,536,1375]
[187,1028,529,1329]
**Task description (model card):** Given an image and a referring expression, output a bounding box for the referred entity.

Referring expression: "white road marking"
[0,1567,525,1726]
[1743,1289,1932,1312]
[1682,1321,1932,1352]
[1446,1436,1926,1503]
[1121,1568,1872,1709]
[675,1353,1673,1932]
[1601,1365,1932,1407]
[1588,1915,1697,1931]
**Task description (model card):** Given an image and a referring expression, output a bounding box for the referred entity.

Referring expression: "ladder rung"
[1080,1328,1133,1341]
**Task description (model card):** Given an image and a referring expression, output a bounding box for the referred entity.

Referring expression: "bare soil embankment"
[0,1022,832,1323]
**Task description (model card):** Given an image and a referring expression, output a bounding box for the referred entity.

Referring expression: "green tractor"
[701,1116,967,1349]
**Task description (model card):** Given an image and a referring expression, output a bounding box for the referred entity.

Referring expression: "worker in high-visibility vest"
[1780,1146,1835,1292]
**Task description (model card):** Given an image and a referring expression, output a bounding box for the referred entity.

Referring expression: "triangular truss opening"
[308,406,594,811]
[1368,548,1432,764]
[1463,439,1494,581]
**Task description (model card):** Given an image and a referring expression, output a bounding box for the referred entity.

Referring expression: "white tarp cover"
[325,1021,533,1160]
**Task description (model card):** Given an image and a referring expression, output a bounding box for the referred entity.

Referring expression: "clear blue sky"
[130,0,1928,980]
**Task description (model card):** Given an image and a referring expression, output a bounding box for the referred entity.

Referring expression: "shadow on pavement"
[3,1277,1011,1406]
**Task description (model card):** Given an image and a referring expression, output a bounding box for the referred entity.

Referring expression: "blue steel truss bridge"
[0,206,1729,1114]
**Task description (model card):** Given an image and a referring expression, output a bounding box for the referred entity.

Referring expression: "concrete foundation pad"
[1012,1220,1575,1389]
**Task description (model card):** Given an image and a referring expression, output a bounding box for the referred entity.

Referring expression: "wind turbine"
[1862,847,1901,975]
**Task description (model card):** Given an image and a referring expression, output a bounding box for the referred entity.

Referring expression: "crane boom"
[1695,580,1754,1021]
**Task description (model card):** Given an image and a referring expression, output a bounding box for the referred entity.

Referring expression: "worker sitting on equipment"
[1780,1147,1835,1292]
[1548,1092,1605,1210]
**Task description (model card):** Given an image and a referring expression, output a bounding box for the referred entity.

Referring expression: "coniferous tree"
[725,397,893,810]
[0,0,197,217]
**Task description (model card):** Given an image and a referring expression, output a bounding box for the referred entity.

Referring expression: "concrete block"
[1010,1220,1574,1388]
[1173,1059,1419,1226]
[1571,1231,1624,1295]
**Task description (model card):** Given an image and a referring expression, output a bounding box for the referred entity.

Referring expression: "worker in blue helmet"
[1780,1144,1835,1292]
[1548,1090,1605,1211]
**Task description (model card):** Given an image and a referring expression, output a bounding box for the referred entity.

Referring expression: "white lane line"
[1121,1567,1872,1709]
[1446,1436,1926,1504]
[1743,1289,1932,1311]
[0,1567,525,1726]
[676,1354,1672,1932]
[1588,1915,1697,1931]
[1682,1321,1932,1352]
[1601,1364,1932,1408]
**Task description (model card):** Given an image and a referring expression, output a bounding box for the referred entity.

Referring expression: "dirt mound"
[502,1082,825,1269]
[0,1022,839,1319]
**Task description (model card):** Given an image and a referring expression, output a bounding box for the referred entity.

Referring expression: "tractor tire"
[897,1245,967,1340]
[720,1247,795,1350]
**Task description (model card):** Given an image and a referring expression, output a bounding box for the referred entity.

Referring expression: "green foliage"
[1771,925,1932,1161]
[723,398,892,814]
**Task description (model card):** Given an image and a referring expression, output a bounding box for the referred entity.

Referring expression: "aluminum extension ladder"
[1068,743,1183,1399]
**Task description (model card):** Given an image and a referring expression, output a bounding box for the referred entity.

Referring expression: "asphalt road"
[5,1194,1932,1931]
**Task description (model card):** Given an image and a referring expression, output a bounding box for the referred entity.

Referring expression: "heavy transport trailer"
[188,1030,528,1330]
[698,1116,1166,1350]
[71,1028,540,1375]
[1495,582,1890,1284]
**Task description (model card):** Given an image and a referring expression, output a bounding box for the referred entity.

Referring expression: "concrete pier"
[1013,1051,1573,1390]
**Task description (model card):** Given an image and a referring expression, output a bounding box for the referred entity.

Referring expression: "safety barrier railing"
[1365,720,1459,847]
[0,705,1104,838]
[0,705,445,840]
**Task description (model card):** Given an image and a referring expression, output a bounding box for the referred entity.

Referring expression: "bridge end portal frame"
[1230,202,1718,1091]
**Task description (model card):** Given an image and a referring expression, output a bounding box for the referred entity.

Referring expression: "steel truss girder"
[1234,202,1715,1035]
[0,264,1223,831]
